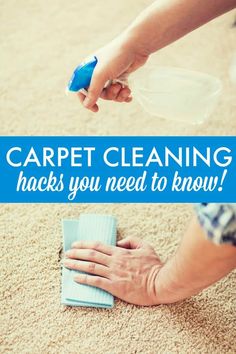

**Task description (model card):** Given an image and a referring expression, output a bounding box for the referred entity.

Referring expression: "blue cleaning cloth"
[61,214,117,309]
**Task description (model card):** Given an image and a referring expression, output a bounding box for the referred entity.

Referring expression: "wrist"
[118,28,152,59]
[153,256,195,305]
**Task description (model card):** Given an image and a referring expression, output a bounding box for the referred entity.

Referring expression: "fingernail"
[63,259,71,267]
[74,275,81,282]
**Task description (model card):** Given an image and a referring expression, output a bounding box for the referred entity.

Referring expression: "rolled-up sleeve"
[195,203,236,246]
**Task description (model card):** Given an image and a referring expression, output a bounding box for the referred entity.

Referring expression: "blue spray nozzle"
[67,56,98,92]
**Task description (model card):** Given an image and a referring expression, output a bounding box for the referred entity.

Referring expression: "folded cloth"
[61,214,117,308]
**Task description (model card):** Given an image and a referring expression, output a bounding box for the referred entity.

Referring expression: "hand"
[79,34,149,112]
[64,236,163,306]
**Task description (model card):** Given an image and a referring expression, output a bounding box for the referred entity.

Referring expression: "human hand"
[78,34,149,112]
[63,236,163,306]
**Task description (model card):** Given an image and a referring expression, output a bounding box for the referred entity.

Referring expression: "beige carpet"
[0,1,236,353]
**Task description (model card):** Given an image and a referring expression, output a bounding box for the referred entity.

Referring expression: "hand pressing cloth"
[61,214,117,308]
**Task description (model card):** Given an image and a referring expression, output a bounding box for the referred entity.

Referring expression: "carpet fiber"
[0,1,236,353]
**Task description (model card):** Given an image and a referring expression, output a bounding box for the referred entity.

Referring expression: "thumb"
[117,236,147,250]
[83,66,108,109]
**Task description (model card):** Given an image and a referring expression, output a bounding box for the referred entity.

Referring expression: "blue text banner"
[0,136,235,203]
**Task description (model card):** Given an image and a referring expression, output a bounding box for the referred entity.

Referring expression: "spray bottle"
[67,57,222,124]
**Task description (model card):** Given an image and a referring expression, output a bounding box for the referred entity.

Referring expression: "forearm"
[155,217,236,304]
[122,0,236,55]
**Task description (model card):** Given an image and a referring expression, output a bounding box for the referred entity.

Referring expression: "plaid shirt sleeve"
[195,203,236,246]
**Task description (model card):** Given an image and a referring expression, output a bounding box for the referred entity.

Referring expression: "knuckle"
[88,250,96,258]
[93,241,101,249]
[88,88,97,98]
[93,277,101,286]
[88,262,96,273]
[72,262,78,270]
[83,275,88,284]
